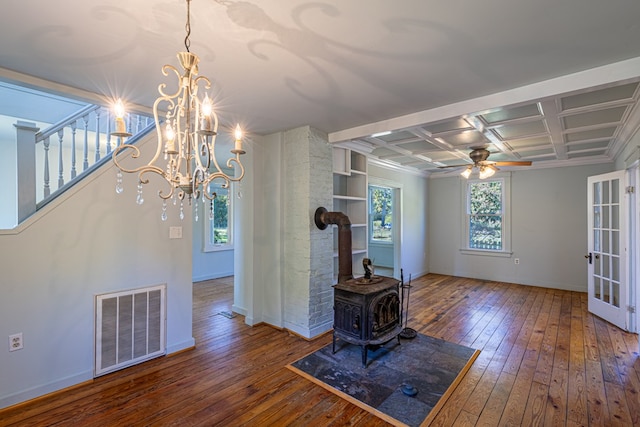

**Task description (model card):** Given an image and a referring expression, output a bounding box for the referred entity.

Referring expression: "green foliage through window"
[208,182,231,246]
[370,185,393,242]
[468,181,502,250]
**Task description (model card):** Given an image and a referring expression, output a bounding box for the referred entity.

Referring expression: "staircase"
[5,95,153,228]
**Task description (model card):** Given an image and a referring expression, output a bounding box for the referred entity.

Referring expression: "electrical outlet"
[514,258,520,265]
[9,333,23,352]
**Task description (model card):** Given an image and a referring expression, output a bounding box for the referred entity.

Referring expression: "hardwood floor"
[1,274,638,426]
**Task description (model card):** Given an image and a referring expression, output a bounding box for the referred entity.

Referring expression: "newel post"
[14,121,39,223]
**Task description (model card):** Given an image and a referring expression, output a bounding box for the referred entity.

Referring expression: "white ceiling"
[2,0,640,175]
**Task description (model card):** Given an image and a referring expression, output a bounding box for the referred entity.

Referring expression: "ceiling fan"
[439,147,532,179]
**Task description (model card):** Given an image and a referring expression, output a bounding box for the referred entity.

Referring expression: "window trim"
[203,182,234,253]
[460,173,512,257]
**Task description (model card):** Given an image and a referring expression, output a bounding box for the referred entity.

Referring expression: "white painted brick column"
[282,126,333,338]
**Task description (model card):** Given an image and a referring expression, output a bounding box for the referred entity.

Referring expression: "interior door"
[587,171,627,330]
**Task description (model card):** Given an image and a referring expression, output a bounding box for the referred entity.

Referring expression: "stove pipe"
[314,207,353,283]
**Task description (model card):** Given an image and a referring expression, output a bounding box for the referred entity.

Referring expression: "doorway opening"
[368,183,401,278]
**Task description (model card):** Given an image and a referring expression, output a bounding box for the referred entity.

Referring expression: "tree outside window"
[467,180,503,250]
[370,185,393,242]
[204,181,232,251]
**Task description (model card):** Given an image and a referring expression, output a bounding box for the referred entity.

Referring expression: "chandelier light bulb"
[461,166,472,179]
[112,98,130,136]
[200,94,214,133]
[202,94,213,117]
[165,123,177,154]
[232,124,245,154]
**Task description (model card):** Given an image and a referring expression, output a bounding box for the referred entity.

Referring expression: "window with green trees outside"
[467,180,503,250]
[204,181,232,251]
[369,185,393,243]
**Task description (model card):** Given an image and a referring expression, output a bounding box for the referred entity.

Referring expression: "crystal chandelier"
[111,0,245,221]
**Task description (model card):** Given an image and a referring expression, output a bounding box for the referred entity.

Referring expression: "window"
[203,181,233,252]
[462,176,511,256]
[369,185,393,243]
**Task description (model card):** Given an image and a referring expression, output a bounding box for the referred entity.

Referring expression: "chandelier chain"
[184,0,192,52]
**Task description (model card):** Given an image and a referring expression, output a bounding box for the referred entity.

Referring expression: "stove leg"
[361,345,368,367]
[332,332,336,354]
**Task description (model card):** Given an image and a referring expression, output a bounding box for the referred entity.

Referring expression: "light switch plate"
[169,226,183,239]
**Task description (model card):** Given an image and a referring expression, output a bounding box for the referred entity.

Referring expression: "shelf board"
[332,248,367,257]
[353,248,367,254]
[333,195,366,201]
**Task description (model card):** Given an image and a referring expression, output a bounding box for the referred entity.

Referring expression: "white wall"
[428,164,614,291]
[235,131,283,326]
[0,120,18,227]
[615,128,640,170]
[368,163,429,279]
[0,134,194,409]
[234,127,333,338]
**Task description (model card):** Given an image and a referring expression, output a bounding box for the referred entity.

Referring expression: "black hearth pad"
[287,333,479,427]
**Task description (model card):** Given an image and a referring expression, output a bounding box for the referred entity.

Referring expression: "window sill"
[370,240,393,246]
[204,244,234,253]
[460,248,513,258]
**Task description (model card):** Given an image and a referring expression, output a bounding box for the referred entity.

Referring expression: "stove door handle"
[353,314,360,331]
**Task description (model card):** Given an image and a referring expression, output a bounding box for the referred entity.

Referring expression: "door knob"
[585,253,592,264]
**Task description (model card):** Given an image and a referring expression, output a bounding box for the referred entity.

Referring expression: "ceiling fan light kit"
[441,146,532,179]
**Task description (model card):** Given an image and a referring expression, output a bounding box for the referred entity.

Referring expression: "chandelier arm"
[192,75,211,94]
[137,168,176,200]
[201,173,232,200]
[158,65,183,99]
[225,157,246,182]
[193,167,204,195]
[152,96,175,166]
[112,143,168,176]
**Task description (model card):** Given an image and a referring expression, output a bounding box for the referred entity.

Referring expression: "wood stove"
[333,276,402,367]
[313,207,402,367]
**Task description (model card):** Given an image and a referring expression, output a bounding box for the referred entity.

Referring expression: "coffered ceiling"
[1,1,640,175]
[336,78,640,174]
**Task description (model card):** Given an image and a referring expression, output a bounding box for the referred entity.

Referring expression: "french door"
[587,171,627,330]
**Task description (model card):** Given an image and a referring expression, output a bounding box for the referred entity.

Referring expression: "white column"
[14,121,39,224]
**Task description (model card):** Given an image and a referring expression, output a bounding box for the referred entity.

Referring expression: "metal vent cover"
[95,284,166,376]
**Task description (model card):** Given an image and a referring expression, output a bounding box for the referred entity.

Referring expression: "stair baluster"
[94,110,101,163]
[82,114,89,171]
[57,129,64,189]
[43,137,51,198]
[106,111,112,154]
[70,121,77,179]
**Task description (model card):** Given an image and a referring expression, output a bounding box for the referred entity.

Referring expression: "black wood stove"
[314,207,402,367]
[333,276,402,367]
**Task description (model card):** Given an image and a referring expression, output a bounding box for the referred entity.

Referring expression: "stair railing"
[34,105,153,208]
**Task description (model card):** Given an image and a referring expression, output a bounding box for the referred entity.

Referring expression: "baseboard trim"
[0,370,93,410]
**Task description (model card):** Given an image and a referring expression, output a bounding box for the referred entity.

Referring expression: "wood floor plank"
[567,293,588,426]
[475,371,516,425]
[544,365,569,426]
[532,292,563,386]
[2,274,638,427]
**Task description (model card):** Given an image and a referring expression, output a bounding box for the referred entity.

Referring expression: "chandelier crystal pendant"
[111,0,246,221]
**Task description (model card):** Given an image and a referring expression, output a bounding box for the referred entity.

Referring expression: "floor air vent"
[95,285,166,376]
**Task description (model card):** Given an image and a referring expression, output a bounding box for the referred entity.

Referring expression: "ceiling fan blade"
[494,161,532,166]
[437,164,471,169]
